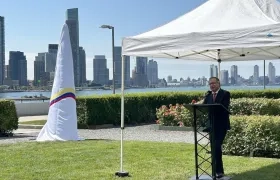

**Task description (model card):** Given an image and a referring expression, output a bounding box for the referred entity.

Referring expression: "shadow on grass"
[0,134,35,140]
[230,162,280,180]
[84,139,116,142]
[78,122,155,130]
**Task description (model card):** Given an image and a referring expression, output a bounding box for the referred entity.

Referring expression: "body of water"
[0,85,278,99]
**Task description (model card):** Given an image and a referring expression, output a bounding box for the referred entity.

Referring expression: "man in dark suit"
[203,77,230,178]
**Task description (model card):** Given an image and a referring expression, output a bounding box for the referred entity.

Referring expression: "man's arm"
[222,91,230,110]
[202,97,207,104]
[202,91,211,104]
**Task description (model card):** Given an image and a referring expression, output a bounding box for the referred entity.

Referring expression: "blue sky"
[1,0,279,80]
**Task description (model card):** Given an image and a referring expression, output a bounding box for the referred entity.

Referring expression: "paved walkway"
[0,115,209,145]
[18,115,47,122]
[1,125,208,145]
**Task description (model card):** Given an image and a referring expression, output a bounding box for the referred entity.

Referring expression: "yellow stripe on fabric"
[50,88,76,101]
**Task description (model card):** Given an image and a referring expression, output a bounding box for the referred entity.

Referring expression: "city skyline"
[1,0,280,81]
[3,46,280,81]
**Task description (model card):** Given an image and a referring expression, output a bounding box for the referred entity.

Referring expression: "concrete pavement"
[18,115,47,122]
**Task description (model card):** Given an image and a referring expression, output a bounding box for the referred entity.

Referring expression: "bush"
[155,109,280,158]
[230,98,280,116]
[0,100,18,136]
[77,95,121,127]
[229,89,280,99]
[155,104,192,127]
[76,90,280,127]
[77,92,201,127]
[155,98,280,128]
[223,115,280,158]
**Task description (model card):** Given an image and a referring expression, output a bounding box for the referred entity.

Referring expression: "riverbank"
[0,85,278,99]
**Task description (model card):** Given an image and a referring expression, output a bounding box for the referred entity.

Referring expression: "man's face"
[209,78,220,92]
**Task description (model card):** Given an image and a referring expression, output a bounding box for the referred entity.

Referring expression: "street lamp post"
[100,25,115,94]
[101,24,129,177]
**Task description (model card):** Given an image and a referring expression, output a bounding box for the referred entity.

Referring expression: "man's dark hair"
[209,77,220,82]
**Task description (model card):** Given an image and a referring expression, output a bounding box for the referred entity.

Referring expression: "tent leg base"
[115,171,129,177]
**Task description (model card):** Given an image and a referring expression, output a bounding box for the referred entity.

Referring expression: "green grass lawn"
[19,120,46,125]
[0,140,279,180]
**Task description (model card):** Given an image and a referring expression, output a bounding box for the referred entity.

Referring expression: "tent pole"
[218,61,221,79]
[115,55,129,177]
[264,60,266,89]
[217,49,221,79]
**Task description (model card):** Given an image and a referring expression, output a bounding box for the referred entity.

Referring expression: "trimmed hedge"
[224,115,280,158]
[228,89,280,99]
[230,98,280,115]
[76,90,280,126]
[0,100,18,136]
[77,92,203,127]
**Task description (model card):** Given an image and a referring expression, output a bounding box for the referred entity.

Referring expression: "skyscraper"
[230,65,238,85]
[46,44,58,73]
[167,75,172,83]
[93,55,109,85]
[48,44,58,54]
[253,65,259,85]
[114,46,130,87]
[268,62,276,84]
[34,53,46,86]
[79,47,86,85]
[220,70,229,85]
[147,59,158,85]
[44,53,56,73]
[4,65,9,79]
[0,16,5,85]
[9,51,27,86]
[134,57,148,87]
[210,64,218,78]
[66,8,80,87]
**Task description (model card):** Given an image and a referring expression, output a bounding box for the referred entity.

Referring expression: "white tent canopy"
[116,0,280,176]
[122,0,280,62]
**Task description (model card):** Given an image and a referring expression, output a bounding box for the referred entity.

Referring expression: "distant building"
[9,51,27,86]
[114,46,130,87]
[253,65,259,85]
[220,70,229,85]
[210,64,218,78]
[147,59,158,85]
[48,44,58,54]
[0,16,5,85]
[230,65,238,85]
[44,52,56,73]
[66,8,80,87]
[133,57,148,87]
[268,62,276,84]
[79,47,86,85]
[4,65,9,79]
[93,55,109,85]
[34,53,46,86]
[167,75,172,83]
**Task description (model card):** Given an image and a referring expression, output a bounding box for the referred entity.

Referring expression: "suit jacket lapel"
[208,93,214,104]
[214,89,223,103]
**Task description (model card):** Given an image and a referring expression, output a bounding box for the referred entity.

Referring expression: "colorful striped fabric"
[49,88,76,106]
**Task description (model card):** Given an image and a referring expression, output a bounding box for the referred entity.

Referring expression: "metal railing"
[4,98,50,103]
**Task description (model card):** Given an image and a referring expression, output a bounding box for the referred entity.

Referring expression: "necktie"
[213,92,217,102]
